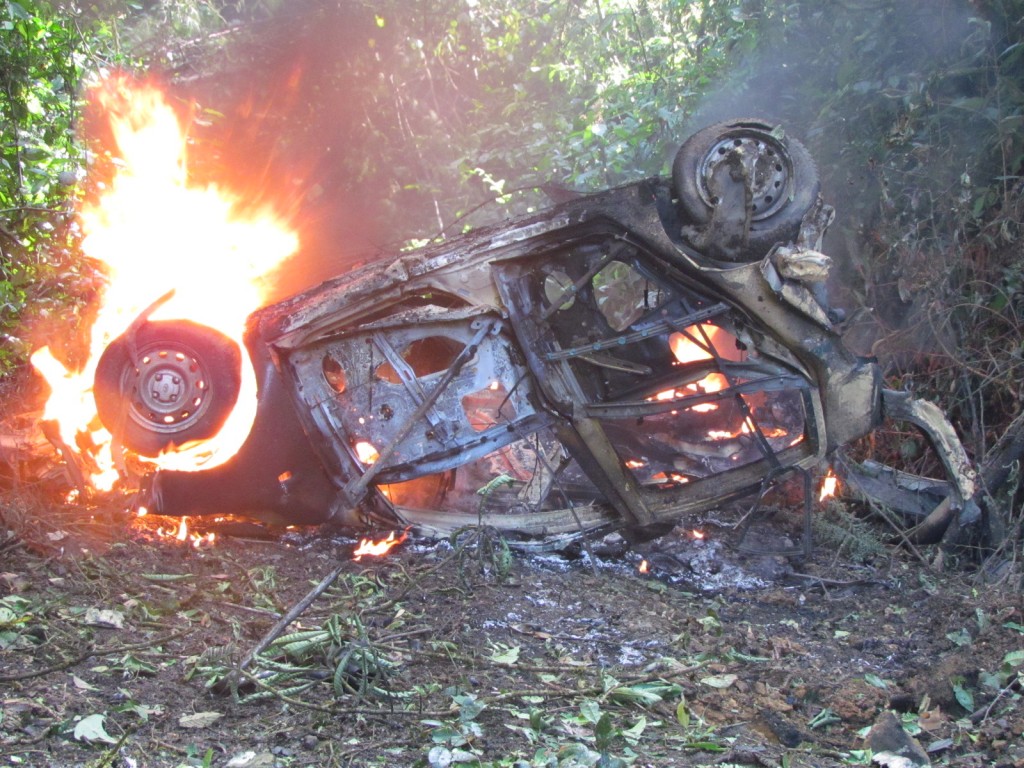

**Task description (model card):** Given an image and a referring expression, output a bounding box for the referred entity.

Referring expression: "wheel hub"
[697,130,794,222]
[147,370,184,406]
[127,348,211,433]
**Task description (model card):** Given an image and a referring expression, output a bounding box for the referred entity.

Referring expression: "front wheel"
[94,320,242,457]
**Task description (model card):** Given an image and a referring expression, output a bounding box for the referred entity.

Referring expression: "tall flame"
[31,73,299,488]
[819,470,839,501]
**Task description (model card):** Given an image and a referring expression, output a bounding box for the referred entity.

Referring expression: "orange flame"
[141,513,216,548]
[353,530,409,561]
[819,470,839,502]
[650,325,745,410]
[31,73,298,487]
[669,325,745,363]
[638,559,649,574]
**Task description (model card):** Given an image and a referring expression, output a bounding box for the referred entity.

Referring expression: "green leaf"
[430,724,462,746]
[594,712,615,753]
[453,694,485,723]
[7,2,30,21]
[864,673,889,690]
[1003,650,1024,667]
[979,670,1003,690]
[679,741,727,752]
[951,677,975,712]
[579,699,601,725]
[621,715,646,744]
[488,644,520,665]
[946,628,972,647]
[676,698,690,728]
[976,608,991,634]
[608,681,682,706]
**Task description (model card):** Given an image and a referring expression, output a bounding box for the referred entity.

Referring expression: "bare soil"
[0,494,1022,768]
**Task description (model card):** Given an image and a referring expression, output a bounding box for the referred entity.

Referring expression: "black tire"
[94,320,242,457]
[673,118,819,260]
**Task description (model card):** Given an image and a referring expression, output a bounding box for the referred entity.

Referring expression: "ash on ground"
[599,521,798,593]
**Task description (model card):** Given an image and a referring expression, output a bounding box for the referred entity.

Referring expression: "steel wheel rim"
[696,129,794,222]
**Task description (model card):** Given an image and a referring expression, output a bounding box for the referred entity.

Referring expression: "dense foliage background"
[2,0,1023,506]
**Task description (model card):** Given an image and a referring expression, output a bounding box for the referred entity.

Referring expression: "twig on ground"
[0,628,192,682]
[236,562,348,675]
[787,573,889,589]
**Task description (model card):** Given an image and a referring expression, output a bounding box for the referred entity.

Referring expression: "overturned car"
[93,119,979,548]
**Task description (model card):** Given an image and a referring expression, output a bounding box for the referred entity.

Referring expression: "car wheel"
[673,118,819,260]
[94,320,242,456]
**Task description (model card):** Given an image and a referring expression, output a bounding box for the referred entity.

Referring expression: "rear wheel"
[94,321,242,456]
[673,118,819,260]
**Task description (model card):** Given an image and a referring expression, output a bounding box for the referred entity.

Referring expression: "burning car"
[88,117,979,548]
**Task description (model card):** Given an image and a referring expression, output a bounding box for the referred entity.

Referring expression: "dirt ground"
[1,488,1022,768]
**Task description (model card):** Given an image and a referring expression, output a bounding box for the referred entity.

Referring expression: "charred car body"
[94,119,979,548]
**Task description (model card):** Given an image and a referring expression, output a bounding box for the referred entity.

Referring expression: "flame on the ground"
[131,513,216,548]
[638,559,649,574]
[31,73,298,489]
[819,470,839,502]
[353,530,409,561]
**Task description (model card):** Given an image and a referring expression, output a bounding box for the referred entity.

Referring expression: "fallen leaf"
[84,608,125,629]
[71,674,97,691]
[226,752,275,767]
[700,674,738,689]
[0,572,29,591]
[925,737,954,753]
[73,713,117,744]
[918,707,946,731]
[871,752,916,768]
[428,746,453,768]
[179,711,223,729]
[864,673,889,689]
[488,644,520,665]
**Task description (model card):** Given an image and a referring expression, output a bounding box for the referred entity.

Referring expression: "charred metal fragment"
[834,389,980,544]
